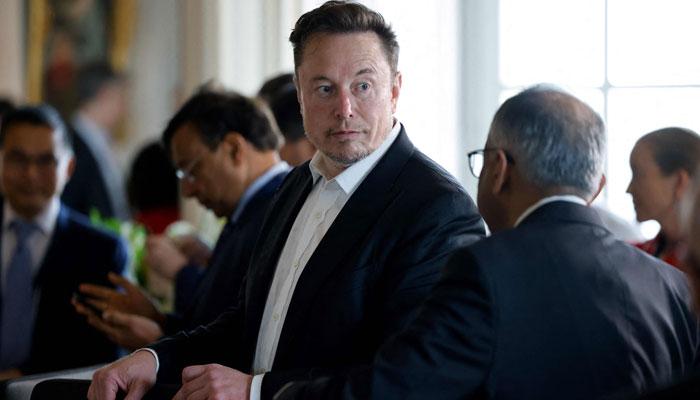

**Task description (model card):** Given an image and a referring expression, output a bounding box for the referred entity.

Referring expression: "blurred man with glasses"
[73,89,290,352]
[0,105,127,377]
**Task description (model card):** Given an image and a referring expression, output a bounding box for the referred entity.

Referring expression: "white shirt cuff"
[134,348,160,373]
[250,373,264,400]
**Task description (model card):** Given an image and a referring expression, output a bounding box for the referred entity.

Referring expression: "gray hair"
[489,85,606,197]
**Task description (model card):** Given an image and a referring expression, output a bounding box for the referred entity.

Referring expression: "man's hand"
[172,364,252,400]
[145,235,191,280]
[77,272,165,325]
[73,302,164,350]
[88,350,157,400]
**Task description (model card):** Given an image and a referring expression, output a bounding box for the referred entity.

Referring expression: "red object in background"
[634,232,687,271]
[133,206,179,234]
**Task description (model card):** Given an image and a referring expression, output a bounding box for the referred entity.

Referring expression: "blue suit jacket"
[164,169,289,334]
[0,202,128,374]
[279,201,700,400]
[149,127,485,399]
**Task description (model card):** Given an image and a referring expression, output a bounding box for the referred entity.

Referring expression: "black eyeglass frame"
[467,148,515,178]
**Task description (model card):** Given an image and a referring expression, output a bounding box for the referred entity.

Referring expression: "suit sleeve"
[261,190,486,398]
[276,248,495,400]
[147,273,249,382]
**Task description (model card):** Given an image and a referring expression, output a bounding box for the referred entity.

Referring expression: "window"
[499,0,700,237]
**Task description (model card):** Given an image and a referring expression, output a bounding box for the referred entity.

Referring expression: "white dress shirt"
[1,197,60,292]
[249,120,402,399]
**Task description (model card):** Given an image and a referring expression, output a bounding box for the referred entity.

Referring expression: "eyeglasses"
[467,148,515,178]
[2,151,59,172]
[175,155,203,183]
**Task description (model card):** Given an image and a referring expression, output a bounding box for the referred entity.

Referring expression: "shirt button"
[315,211,322,219]
[273,313,279,322]
[293,260,299,268]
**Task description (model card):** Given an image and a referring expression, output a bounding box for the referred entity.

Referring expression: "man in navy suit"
[277,86,700,400]
[0,105,127,377]
[88,2,484,399]
[73,90,290,350]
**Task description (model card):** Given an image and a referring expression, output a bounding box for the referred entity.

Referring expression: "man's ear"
[390,72,402,114]
[674,169,691,200]
[587,174,606,205]
[221,132,246,166]
[489,149,511,195]
[66,155,76,180]
[293,75,303,113]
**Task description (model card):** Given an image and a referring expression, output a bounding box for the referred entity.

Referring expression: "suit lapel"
[245,168,314,333]
[34,205,69,287]
[272,128,415,365]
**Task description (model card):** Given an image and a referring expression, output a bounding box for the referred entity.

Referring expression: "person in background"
[0,105,127,377]
[627,127,700,270]
[127,141,180,234]
[73,89,290,352]
[61,62,130,220]
[259,73,316,166]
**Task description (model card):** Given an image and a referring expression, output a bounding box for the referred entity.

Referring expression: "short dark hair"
[289,1,399,75]
[638,127,700,176]
[128,141,179,212]
[162,89,282,154]
[491,85,606,197]
[0,98,14,119]
[258,73,305,142]
[0,104,73,152]
[76,61,124,105]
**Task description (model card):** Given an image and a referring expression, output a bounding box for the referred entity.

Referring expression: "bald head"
[489,86,606,198]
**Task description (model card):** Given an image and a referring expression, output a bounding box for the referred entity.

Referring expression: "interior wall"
[0,0,25,102]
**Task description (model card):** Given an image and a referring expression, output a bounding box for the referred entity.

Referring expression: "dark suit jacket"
[0,202,128,374]
[61,126,116,219]
[164,170,289,334]
[148,128,485,398]
[279,201,700,400]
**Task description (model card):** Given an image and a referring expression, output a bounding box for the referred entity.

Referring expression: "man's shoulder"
[58,205,125,247]
[401,149,467,193]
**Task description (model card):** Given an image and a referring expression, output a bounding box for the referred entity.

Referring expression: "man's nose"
[335,89,354,119]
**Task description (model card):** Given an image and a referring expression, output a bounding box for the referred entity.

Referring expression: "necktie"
[0,220,37,369]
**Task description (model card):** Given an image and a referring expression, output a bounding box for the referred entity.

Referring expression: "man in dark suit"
[277,86,700,400]
[61,62,130,220]
[0,105,127,377]
[73,90,291,350]
[87,2,484,400]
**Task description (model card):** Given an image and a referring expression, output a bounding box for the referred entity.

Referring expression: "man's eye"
[317,86,331,94]
[358,82,370,91]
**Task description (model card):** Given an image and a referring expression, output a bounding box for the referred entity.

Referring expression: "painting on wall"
[26,0,135,117]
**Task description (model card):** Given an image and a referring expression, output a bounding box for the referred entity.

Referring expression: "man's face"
[295,32,401,171]
[1,123,72,219]
[170,124,246,218]
[626,141,677,223]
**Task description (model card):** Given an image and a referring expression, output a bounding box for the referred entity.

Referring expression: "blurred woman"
[627,127,700,270]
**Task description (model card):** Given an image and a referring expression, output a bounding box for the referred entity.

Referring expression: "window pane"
[608,0,700,86]
[606,88,700,226]
[499,0,605,87]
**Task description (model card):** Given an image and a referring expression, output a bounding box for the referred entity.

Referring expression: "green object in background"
[89,208,148,287]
